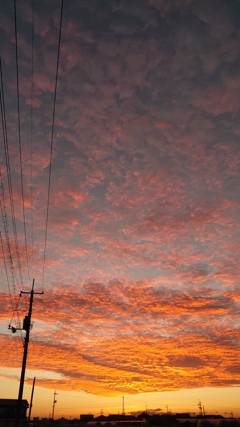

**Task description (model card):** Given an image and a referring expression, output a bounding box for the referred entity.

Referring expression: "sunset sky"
[0,0,240,420]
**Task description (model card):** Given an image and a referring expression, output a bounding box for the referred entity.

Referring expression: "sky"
[0,0,240,420]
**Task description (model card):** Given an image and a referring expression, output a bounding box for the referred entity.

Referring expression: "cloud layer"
[0,0,240,399]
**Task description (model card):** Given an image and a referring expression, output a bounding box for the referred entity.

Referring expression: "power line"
[0,55,23,287]
[0,107,19,291]
[0,171,21,330]
[0,52,24,333]
[0,162,19,292]
[0,230,14,312]
[0,190,21,331]
[30,0,35,281]
[13,0,30,284]
[41,0,64,289]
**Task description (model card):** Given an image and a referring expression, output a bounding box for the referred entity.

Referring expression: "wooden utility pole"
[28,377,36,422]
[52,391,58,420]
[9,279,43,427]
[122,395,125,416]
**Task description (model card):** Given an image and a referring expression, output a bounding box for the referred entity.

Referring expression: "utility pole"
[9,279,43,427]
[52,391,58,420]
[28,377,36,422]
[198,400,203,417]
[122,395,125,416]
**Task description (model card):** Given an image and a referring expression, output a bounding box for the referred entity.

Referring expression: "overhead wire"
[0,56,23,288]
[1,0,64,321]
[0,173,18,291]
[41,0,64,290]
[0,49,23,330]
[0,230,13,312]
[0,66,20,333]
[30,0,35,282]
[13,0,31,285]
[0,170,21,329]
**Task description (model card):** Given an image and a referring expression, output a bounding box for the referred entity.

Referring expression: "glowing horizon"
[0,0,240,420]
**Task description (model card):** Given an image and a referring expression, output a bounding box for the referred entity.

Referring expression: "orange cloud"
[1,278,239,396]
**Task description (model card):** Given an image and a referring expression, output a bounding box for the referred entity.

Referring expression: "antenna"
[9,279,43,427]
